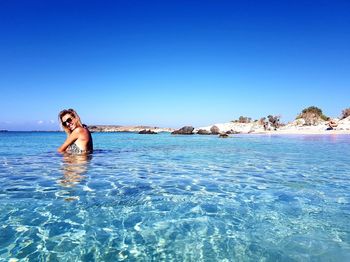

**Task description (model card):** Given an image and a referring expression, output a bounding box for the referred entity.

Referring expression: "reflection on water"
[59,153,92,188]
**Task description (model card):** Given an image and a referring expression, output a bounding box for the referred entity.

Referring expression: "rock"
[210,125,220,135]
[219,133,229,138]
[171,126,194,135]
[227,129,240,134]
[197,129,211,135]
[138,129,157,134]
[226,130,240,134]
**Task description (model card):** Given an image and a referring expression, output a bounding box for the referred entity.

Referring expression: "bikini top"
[67,143,91,154]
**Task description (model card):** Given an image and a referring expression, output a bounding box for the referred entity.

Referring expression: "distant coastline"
[3,111,350,135]
[86,118,350,135]
[87,125,174,133]
[3,119,350,135]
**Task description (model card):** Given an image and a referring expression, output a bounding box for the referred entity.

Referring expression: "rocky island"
[87,125,174,133]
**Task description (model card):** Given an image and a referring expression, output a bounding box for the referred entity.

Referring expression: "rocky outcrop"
[296,116,326,126]
[138,129,157,134]
[195,122,265,134]
[197,129,211,135]
[219,133,229,138]
[210,125,220,135]
[171,126,194,135]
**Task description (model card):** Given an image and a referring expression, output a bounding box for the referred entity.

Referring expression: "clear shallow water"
[0,132,350,261]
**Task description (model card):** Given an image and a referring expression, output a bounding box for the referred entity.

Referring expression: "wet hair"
[58,108,83,134]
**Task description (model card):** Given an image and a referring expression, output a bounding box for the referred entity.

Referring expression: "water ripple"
[0,133,350,260]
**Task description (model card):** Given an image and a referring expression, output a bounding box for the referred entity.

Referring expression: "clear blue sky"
[0,0,349,130]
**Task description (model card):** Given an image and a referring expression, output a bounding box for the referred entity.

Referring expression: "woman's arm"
[57,128,82,153]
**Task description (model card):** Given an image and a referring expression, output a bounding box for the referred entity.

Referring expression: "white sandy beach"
[196,116,350,135]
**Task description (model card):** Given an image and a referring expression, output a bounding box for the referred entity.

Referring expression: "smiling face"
[59,109,83,134]
[61,113,77,131]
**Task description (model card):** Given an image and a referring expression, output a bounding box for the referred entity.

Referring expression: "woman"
[57,109,93,154]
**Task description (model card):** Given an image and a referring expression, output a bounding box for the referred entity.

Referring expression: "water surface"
[0,132,350,261]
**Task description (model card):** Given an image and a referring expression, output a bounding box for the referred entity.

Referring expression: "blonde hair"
[58,108,83,134]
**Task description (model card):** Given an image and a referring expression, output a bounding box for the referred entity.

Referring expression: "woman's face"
[61,114,77,131]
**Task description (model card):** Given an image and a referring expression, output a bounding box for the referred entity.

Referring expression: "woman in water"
[57,109,93,154]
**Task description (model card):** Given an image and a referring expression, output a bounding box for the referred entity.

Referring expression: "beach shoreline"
[83,124,350,135]
[193,116,350,136]
[51,116,348,135]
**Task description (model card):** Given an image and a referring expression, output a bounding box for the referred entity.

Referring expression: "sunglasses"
[62,117,73,127]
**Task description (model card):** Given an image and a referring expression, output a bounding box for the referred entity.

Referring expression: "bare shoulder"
[72,127,90,136]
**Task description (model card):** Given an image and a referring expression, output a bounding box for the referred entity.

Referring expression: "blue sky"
[0,0,349,130]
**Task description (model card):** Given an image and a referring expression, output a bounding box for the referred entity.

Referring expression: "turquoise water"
[0,132,350,261]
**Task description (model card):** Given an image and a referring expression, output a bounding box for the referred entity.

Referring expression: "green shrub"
[296,106,329,125]
[301,106,322,115]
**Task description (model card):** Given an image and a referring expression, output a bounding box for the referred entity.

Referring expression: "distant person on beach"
[327,119,338,130]
[57,109,93,154]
